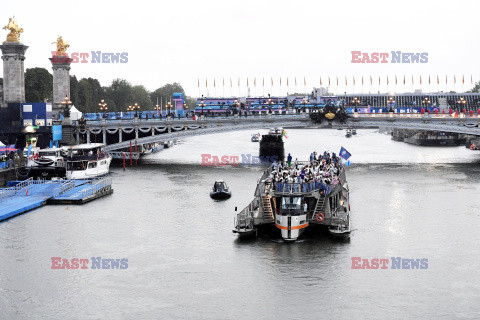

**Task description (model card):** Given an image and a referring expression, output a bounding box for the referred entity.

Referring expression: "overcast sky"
[1,0,479,98]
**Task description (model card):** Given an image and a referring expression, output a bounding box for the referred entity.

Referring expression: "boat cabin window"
[88,162,97,169]
[281,196,301,210]
[214,182,227,189]
[67,161,87,171]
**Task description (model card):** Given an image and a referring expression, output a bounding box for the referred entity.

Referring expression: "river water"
[1,129,480,319]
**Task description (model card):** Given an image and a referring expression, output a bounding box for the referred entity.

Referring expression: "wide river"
[1,129,480,319]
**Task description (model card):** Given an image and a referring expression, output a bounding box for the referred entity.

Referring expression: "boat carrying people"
[210,180,232,200]
[233,150,351,241]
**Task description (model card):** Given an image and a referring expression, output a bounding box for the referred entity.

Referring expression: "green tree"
[184,96,197,109]
[104,78,133,112]
[131,85,151,109]
[77,78,95,112]
[468,81,480,93]
[70,75,79,106]
[25,67,53,102]
[101,86,116,111]
[150,82,185,107]
[86,78,103,107]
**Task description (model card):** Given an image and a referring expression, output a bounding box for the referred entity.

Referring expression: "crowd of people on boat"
[268,151,343,193]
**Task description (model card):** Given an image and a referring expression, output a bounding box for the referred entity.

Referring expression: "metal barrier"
[107,151,141,160]
[0,188,16,203]
[68,177,112,199]
[13,177,33,192]
[53,180,76,197]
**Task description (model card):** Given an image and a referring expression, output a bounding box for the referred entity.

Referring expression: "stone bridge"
[74,114,480,151]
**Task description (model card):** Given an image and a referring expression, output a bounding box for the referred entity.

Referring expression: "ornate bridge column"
[86,130,91,144]
[0,42,28,104]
[102,128,106,145]
[50,55,72,117]
[152,127,155,136]
[49,36,72,118]
[135,127,139,140]
[119,129,122,142]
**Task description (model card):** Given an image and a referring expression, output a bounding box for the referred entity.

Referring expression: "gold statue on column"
[2,16,24,42]
[52,36,70,55]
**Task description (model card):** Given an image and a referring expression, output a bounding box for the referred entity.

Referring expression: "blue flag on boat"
[27,144,32,158]
[339,146,351,160]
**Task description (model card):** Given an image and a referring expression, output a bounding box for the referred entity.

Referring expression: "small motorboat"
[345,130,352,138]
[163,140,174,148]
[351,129,357,135]
[251,134,260,142]
[210,180,232,200]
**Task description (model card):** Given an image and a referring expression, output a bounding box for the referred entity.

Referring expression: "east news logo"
[351,257,428,269]
[351,51,428,63]
[51,257,128,269]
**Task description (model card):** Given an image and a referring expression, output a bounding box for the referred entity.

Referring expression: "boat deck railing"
[236,198,258,229]
[272,181,335,195]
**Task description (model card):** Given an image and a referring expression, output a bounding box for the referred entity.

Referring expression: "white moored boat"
[65,143,112,179]
[26,147,67,179]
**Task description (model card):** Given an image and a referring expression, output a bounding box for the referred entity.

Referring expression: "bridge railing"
[85,113,310,125]
[351,112,480,119]
[84,112,480,125]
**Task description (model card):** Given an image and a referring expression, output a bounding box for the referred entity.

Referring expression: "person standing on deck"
[287,153,292,167]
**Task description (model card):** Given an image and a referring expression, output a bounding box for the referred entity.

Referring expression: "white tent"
[69,105,83,120]
[0,140,5,147]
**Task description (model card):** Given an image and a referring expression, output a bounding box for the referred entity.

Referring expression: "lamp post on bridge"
[134,103,141,118]
[200,97,206,118]
[61,96,72,124]
[422,97,431,116]
[128,103,140,119]
[302,97,308,113]
[388,97,395,113]
[353,97,360,112]
[127,105,134,118]
[456,97,466,117]
[268,98,274,115]
[166,101,173,118]
[98,99,108,119]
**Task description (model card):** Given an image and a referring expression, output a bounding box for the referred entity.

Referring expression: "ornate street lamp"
[61,95,72,118]
[200,99,206,116]
[351,97,360,112]
[98,99,108,118]
[422,97,431,115]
